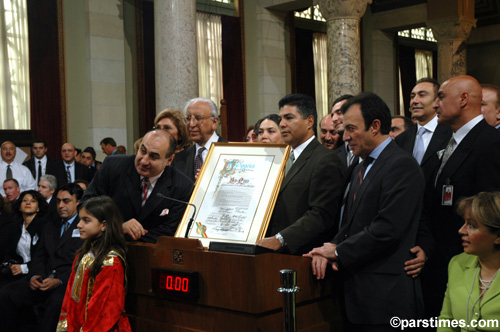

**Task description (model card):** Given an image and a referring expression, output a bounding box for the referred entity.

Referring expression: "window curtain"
[415,49,433,81]
[196,12,223,109]
[0,0,30,129]
[312,33,328,119]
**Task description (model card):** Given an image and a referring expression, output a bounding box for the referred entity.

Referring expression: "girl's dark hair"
[14,190,49,218]
[74,196,127,281]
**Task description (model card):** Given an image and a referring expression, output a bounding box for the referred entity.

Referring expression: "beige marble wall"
[64,0,129,160]
[87,0,127,160]
[255,5,289,116]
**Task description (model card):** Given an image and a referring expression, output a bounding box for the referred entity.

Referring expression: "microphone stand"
[156,193,197,238]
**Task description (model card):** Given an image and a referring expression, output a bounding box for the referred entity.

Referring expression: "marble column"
[427,16,476,83]
[316,0,372,104]
[154,0,198,112]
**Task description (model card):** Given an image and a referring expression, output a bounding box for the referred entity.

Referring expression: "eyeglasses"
[153,125,174,131]
[184,115,213,124]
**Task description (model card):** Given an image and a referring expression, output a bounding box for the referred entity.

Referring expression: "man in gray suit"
[257,94,343,255]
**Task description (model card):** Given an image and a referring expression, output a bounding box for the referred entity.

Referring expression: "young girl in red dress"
[57,196,131,332]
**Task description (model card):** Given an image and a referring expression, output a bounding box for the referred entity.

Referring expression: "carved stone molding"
[427,16,477,42]
[314,0,372,20]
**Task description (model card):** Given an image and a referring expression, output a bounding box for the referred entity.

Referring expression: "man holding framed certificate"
[257,94,343,255]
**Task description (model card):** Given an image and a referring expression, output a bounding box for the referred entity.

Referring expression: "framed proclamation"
[174,142,290,248]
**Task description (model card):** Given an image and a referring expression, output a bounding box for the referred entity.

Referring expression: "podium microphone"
[156,193,197,238]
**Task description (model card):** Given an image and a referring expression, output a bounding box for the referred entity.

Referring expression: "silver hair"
[183,97,219,119]
[40,174,57,190]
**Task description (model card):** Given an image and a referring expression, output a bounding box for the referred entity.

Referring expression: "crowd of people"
[0,75,499,331]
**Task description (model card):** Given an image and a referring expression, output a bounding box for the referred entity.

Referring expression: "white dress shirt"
[414,115,439,154]
[194,131,220,164]
[0,161,36,196]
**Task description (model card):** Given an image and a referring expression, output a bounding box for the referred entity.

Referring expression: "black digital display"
[151,268,199,300]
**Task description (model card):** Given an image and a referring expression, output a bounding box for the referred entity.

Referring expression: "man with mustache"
[0,141,36,197]
[172,97,227,182]
[257,94,343,255]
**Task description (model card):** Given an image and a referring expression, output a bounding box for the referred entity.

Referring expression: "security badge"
[441,179,453,206]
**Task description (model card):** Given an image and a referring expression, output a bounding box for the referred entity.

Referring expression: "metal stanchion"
[277,269,301,332]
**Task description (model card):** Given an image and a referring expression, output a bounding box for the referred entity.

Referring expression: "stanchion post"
[277,269,301,332]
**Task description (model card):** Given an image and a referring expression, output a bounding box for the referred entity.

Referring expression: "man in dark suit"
[331,95,356,174]
[305,92,425,331]
[38,174,58,219]
[79,146,98,180]
[82,130,193,243]
[395,78,453,279]
[54,143,92,187]
[256,94,343,255]
[480,83,500,129]
[389,115,412,139]
[0,183,84,332]
[421,75,500,318]
[100,137,124,156]
[172,97,227,182]
[396,78,452,185]
[23,139,59,185]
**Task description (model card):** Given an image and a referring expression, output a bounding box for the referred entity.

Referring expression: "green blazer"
[438,253,500,332]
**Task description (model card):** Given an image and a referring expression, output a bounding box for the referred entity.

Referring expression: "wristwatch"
[275,233,286,247]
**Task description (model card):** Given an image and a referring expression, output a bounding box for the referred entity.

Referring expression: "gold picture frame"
[174,142,290,248]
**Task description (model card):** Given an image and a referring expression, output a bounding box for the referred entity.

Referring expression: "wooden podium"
[126,237,341,331]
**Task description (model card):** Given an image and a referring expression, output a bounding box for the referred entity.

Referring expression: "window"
[294,5,326,22]
[0,0,30,130]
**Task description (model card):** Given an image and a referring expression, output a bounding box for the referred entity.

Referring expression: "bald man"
[54,143,92,187]
[481,84,500,129]
[0,141,36,196]
[82,130,194,243]
[420,75,500,318]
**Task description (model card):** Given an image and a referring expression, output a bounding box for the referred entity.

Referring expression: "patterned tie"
[6,165,12,180]
[285,150,295,175]
[194,147,206,173]
[435,137,456,186]
[353,157,374,201]
[60,220,69,237]
[340,157,373,228]
[141,178,150,207]
[37,160,42,184]
[413,126,427,164]
[66,165,71,183]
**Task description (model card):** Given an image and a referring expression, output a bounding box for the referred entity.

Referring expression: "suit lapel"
[139,167,172,220]
[402,125,417,154]
[347,142,394,222]
[57,216,80,250]
[437,122,484,183]
[421,124,451,166]
[186,145,196,179]
[125,162,142,217]
[279,140,317,193]
[481,269,500,307]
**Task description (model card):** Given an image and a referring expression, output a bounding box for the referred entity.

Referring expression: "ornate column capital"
[314,0,372,21]
[427,16,477,41]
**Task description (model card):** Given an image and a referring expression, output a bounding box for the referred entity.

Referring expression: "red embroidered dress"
[57,251,131,332]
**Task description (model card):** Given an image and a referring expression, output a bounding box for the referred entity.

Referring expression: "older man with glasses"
[172,97,227,182]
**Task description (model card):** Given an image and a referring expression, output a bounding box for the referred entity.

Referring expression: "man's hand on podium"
[123,218,148,240]
[256,236,282,250]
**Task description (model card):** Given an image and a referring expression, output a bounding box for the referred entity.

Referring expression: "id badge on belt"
[441,183,453,206]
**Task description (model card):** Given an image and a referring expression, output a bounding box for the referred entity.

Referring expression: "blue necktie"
[413,127,427,164]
